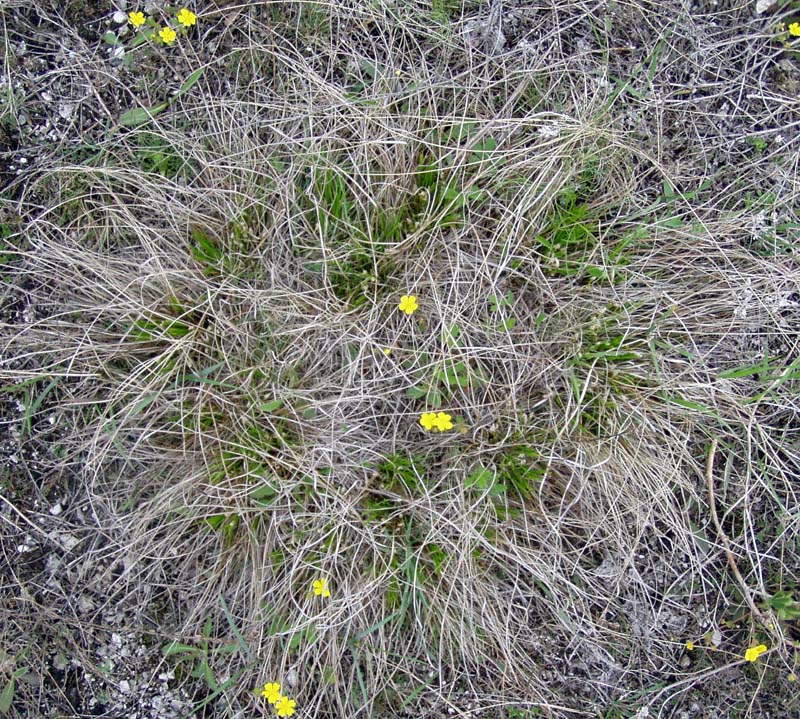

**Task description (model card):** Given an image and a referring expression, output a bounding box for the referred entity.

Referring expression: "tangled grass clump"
[2,0,799,716]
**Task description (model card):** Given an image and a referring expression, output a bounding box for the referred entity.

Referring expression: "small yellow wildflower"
[260,682,281,704]
[275,696,297,717]
[383,347,392,356]
[685,640,694,651]
[158,26,177,44]
[434,411,453,431]
[128,11,146,28]
[313,578,330,597]
[789,22,800,37]
[420,412,437,431]
[398,295,418,315]
[744,644,768,662]
[177,8,197,28]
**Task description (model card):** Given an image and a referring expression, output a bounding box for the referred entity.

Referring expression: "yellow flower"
[744,644,768,662]
[420,412,437,431]
[685,640,694,651]
[434,411,453,431]
[275,696,297,717]
[383,347,392,356]
[789,22,800,37]
[398,295,418,315]
[158,26,177,44]
[260,682,281,704]
[128,11,146,28]
[313,578,330,597]
[177,8,197,28]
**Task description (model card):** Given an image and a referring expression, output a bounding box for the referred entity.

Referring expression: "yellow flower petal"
[313,578,330,597]
[398,295,418,315]
[420,412,437,431]
[261,682,282,703]
[177,8,197,28]
[744,644,768,662]
[128,11,146,28]
[158,26,177,44]
[434,411,453,431]
[276,696,297,717]
[789,22,800,37]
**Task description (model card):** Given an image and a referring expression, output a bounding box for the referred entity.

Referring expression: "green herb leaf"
[406,386,427,399]
[119,102,169,127]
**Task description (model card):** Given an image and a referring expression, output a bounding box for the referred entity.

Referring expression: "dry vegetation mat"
[1,0,799,717]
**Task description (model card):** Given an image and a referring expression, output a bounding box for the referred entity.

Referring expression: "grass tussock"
[2,0,799,717]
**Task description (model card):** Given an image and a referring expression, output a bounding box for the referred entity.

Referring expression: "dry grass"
[1,1,799,717]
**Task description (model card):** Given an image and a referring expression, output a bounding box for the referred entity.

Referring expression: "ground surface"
[1,1,799,718]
